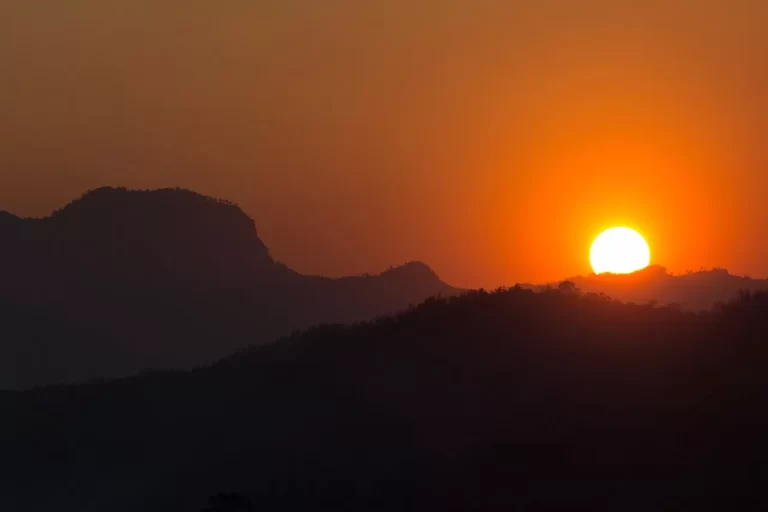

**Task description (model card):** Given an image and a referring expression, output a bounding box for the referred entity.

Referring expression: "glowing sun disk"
[590,227,651,275]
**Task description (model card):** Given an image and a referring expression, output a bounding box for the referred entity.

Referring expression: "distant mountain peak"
[4,186,276,287]
[382,261,441,281]
[53,186,248,222]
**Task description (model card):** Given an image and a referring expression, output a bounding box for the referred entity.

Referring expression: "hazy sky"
[2,1,767,287]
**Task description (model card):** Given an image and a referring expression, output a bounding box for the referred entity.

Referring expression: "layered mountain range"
[0,187,458,388]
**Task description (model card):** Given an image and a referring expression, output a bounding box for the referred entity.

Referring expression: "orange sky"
[1,0,767,288]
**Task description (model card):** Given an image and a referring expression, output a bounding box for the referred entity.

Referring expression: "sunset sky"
[2,0,767,288]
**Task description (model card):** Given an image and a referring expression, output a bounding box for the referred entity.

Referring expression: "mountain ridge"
[551,264,768,311]
[0,187,458,389]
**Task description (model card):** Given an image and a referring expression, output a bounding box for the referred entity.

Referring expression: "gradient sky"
[2,1,767,288]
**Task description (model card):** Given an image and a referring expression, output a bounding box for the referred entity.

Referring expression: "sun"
[590,227,651,275]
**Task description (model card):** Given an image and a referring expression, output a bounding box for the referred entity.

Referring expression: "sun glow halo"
[590,227,651,275]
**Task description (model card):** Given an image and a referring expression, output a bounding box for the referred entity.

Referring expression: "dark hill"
[0,187,458,389]
[3,287,768,511]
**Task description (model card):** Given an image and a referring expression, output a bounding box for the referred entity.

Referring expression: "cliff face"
[0,188,458,389]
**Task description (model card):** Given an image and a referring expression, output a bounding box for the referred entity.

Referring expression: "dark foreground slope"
[0,188,457,388]
[3,288,768,511]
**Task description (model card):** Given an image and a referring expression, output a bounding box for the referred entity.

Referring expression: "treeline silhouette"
[3,286,768,511]
[0,187,457,388]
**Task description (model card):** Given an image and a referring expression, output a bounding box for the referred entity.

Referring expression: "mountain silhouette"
[0,187,458,389]
[3,286,768,511]
[0,187,276,293]
[549,265,768,311]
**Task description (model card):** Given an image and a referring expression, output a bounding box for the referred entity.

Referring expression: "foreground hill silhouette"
[0,187,457,388]
[3,287,768,511]
[544,265,768,311]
